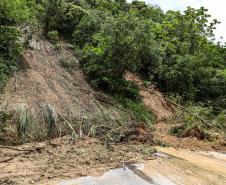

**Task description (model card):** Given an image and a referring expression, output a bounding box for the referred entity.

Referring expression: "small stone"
[30,179,35,184]
[186,170,192,175]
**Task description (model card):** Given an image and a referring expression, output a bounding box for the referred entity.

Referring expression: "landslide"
[0,36,147,145]
[125,72,226,151]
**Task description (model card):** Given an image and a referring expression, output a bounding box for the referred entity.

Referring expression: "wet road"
[58,147,226,185]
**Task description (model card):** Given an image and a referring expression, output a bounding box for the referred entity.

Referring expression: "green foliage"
[54,43,62,52]
[0,26,23,59]
[0,26,22,91]
[43,0,87,35]
[0,0,37,91]
[114,95,154,128]
[130,0,164,22]
[152,7,225,109]
[81,13,162,92]
[73,10,107,48]
[215,111,226,130]
[0,0,37,25]
[170,104,225,140]
[0,58,15,91]
[47,30,60,42]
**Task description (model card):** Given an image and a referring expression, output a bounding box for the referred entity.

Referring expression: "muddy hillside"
[0,37,141,145]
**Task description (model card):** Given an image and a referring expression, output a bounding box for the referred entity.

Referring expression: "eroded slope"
[0,38,135,144]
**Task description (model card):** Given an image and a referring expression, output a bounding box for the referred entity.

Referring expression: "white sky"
[128,0,226,43]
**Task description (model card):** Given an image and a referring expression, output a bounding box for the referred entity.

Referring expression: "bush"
[215,111,226,130]
[44,1,87,35]
[114,95,154,129]
[0,26,22,91]
[47,31,60,42]
[0,26,23,60]
[170,104,224,140]
[81,14,162,93]
[59,57,79,69]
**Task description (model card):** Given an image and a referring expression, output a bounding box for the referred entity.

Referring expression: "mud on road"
[1,136,226,185]
[57,147,226,185]
[0,136,155,185]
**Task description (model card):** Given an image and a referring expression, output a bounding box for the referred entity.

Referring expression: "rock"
[29,180,35,184]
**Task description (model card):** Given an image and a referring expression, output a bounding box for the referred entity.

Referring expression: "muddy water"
[58,148,226,185]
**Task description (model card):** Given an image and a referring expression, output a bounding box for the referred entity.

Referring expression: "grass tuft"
[113,95,155,129]
[44,104,58,137]
[18,104,30,143]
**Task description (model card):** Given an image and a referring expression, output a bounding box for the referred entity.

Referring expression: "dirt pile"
[0,37,139,145]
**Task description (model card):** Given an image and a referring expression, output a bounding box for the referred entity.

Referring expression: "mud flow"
[58,148,226,185]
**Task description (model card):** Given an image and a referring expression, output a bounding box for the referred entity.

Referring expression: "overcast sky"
[128,0,226,43]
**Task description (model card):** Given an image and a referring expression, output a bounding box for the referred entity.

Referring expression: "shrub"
[114,95,154,129]
[44,1,87,35]
[81,14,162,93]
[44,104,58,137]
[0,27,21,91]
[170,104,224,140]
[59,57,79,69]
[0,26,23,60]
[47,31,60,42]
[215,111,226,130]
[54,43,62,51]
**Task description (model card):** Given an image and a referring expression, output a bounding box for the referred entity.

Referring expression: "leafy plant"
[47,30,60,42]
[170,104,224,140]
[114,95,154,129]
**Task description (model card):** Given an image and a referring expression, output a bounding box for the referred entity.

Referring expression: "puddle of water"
[58,164,175,185]
[154,152,169,158]
[208,151,226,160]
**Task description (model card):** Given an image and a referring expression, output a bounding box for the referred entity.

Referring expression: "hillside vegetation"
[0,0,226,143]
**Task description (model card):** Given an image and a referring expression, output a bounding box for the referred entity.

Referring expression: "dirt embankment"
[0,37,140,145]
